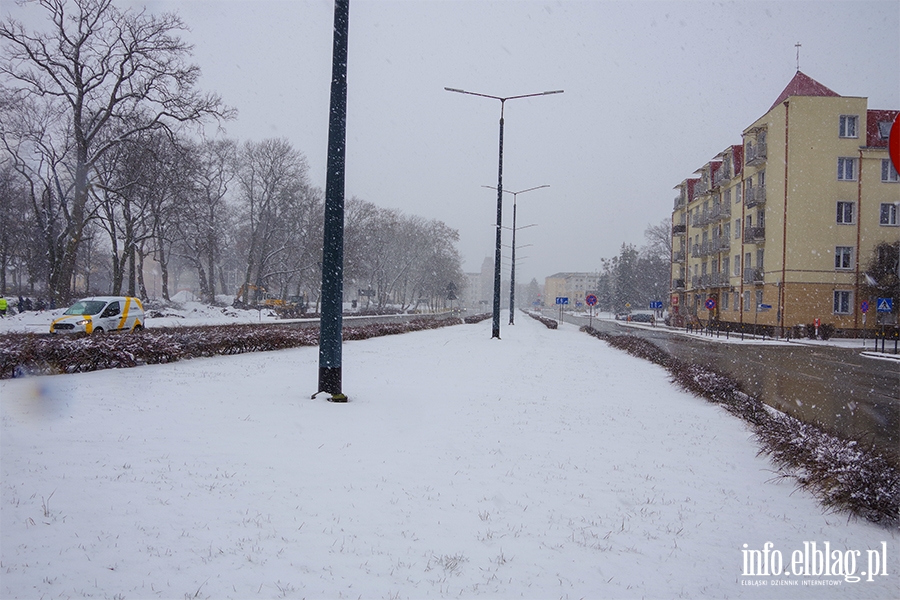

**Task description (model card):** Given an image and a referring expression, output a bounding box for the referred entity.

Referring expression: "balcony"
[674,194,685,209]
[743,226,766,243]
[672,223,686,236]
[746,140,767,166]
[672,250,685,262]
[694,179,710,198]
[672,278,685,291]
[745,185,766,208]
[743,268,764,284]
[711,202,731,222]
[691,243,702,258]
[712,236,730,253]
[713,166,731,188]
[715,272,732,288]
[694,209,711,227]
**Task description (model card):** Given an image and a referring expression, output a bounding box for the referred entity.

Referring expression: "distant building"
[670,71,898,333]
[461,257,495,312]
[543,272,600,308]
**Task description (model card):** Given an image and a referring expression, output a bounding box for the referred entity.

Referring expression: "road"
[552,310,899,458]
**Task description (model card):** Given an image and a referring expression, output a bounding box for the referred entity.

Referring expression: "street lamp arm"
[445,87,503,101]
[513,185,549,195]
[506,90,564,101]
[446,88,564,102]
[482,184,550,196]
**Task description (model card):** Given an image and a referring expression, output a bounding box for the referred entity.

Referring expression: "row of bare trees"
[0,0,464,309]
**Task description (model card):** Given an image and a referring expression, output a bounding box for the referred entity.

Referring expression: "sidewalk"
[2,313,896,598]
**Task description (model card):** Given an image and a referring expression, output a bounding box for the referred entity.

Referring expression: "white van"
[50,296,145,334]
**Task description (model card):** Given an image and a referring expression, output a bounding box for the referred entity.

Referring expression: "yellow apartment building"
[543,272,600,308]
[671,72,898,335]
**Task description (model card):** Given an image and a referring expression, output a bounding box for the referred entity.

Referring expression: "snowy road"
[1,312,896,598]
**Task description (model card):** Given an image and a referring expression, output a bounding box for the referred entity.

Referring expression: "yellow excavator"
[234,285,306,317]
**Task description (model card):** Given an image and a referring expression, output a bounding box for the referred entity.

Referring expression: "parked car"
[628,312,656,324]
[50,296,145,334]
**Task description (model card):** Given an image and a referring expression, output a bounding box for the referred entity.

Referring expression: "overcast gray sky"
[7,0,899,283]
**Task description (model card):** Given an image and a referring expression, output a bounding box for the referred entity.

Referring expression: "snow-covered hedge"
[522,310,558,329]
[0,318,464,379]
[580,325,899,528]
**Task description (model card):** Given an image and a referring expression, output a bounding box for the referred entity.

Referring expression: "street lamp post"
[483,185,548,325]
[445,87,562,339]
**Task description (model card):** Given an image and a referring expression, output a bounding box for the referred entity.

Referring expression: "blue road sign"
[758,303,772,311]
[555,297,569,305]
[649,301,663,309]
[877,298,893,313]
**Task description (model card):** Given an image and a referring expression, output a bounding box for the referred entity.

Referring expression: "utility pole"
[314,0,350,402]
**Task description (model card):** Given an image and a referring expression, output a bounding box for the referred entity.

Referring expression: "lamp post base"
[312,367,347,402]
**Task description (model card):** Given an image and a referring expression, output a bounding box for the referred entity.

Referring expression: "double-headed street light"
[483,185,548,325]
[444,87,563,339]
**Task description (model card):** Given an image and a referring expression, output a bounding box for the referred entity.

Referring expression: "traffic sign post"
[861,301,869,347]
[585,294,598,329]
[876,298,894,353]
[556,297,569,324]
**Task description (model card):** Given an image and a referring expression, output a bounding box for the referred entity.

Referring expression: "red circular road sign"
[585,294,598,306]
[705,297,716,310]
[861,301,869,313]
[890,113,900,174]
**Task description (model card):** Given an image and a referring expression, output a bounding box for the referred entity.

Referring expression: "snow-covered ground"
[1,310,896,598]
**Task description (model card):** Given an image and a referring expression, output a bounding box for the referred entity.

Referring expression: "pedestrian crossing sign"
[876,297,893,313]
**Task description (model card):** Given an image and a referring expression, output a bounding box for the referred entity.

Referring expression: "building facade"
[543,272,600,308]
[670,72,898,333]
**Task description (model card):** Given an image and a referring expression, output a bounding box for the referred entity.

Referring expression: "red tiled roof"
[768,71,840,112]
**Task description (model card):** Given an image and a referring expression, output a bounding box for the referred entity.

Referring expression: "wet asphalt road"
[551,311,899,458]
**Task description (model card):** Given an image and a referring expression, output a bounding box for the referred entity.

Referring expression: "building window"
[733,255,740,276]
[755,290,764,310]
[743,291,751,311]
[880,203,899,226]
[836,201,854,224]
[833,290,852,315]
[733,292,739,310]
[839,115,858,138]
[883,159,900,182]
[878,121,892,140]
[736,186,742,205]
[734,219,741,239]
[835,246,854,270]
[837,158,856,181]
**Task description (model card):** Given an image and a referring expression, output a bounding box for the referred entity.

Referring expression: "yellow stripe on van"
[117,299,130,330]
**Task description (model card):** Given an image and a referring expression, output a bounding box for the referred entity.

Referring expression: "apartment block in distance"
[670,71,898,334]
[543,272,600,307]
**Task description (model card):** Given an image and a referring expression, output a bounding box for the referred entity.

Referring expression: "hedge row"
[522,310,558,329]
[0,317,470,380]
[580,325,899,528]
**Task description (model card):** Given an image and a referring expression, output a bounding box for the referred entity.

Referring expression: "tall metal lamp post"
[444,87,562,339]
[314,0,350,402]
[483,185,548,324]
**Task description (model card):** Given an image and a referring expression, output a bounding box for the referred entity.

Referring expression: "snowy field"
[1,310,897,599]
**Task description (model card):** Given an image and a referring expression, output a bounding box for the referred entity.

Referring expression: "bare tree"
[0,0,233,302]
[643,217,673,261]
[234,138,313,304]
[176,137,237,303]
